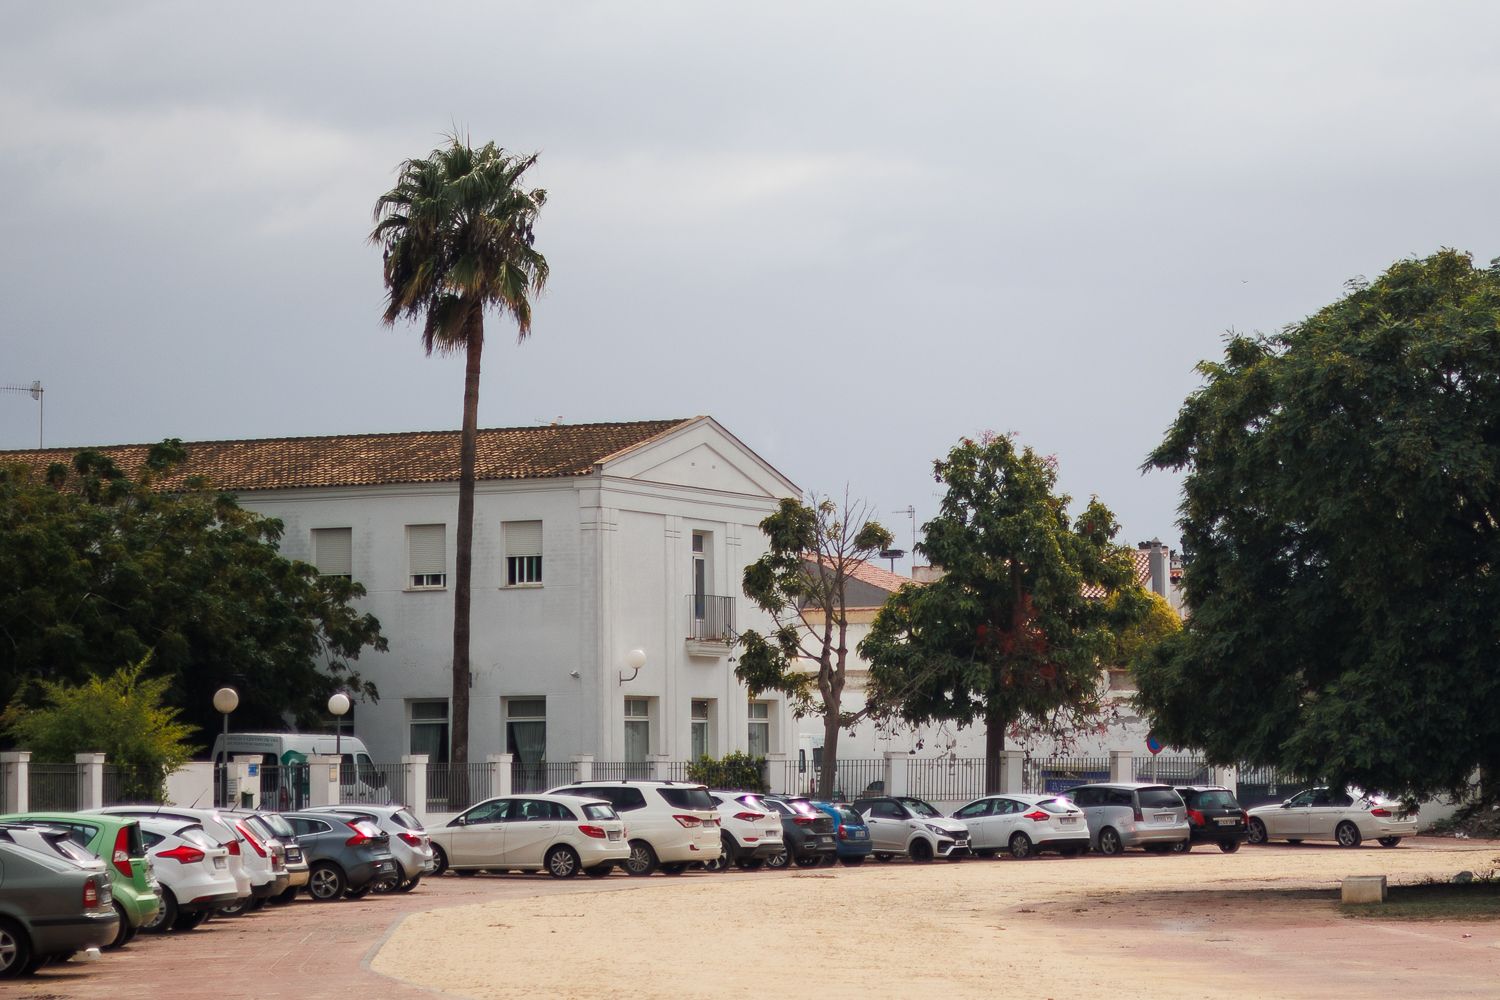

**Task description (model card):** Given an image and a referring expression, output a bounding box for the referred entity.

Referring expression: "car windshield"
[763,799,794,816]
[735,795,768,810]
[657,787,715,810]
[834,806,862,825]
[1037,797,1075,813]
[1137,788,1183,809]
[260,814,296,837]
[393,810,421,830]
[786,799,819,816]
[1190,790,1240,810]
[899,798,942,818]
[582,803,618,821]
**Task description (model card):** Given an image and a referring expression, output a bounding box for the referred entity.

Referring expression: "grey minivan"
[1065,783,1191,855]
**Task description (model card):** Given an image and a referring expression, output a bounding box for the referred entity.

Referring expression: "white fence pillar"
[572,753,594,783]
[1211,764,1237,790]
[1109,750,1134,784]
[75,752,106,810]
[232,754,262,809]
[1,752,30,813]
[493,753,513,798]
[401,754,429,818]
[884,751,909,797]
[996,750,1024,795]
[305,755,341,808]
[763,752,791,794]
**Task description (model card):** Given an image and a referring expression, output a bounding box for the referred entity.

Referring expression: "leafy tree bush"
[687,751,768,792]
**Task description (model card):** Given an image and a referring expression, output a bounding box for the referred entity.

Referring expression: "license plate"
[1154,814,1174,822]
[765,829,779,839]
[1060,816,1078,824]
[817,835,833,845]
[851,830,866,838]
[1215,817,1238,826]
[214,857,226,869]
[955,839,969,848]
[607,830,622,841]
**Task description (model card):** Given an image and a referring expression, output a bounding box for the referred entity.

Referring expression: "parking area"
[14,837,1500,1000]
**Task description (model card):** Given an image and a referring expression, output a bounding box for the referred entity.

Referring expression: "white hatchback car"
[1247,787,1419,848]
[853,796,971,862]
[428,794,629,878]
[703,791,785,872]
[952,793,1090,859]
[549,780,722,876]
[136,817,238,932]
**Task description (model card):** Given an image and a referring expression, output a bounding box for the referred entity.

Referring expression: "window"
[690,699,713,760]
[506,698,547,778]
[691,531,711,620]
[408,699,450,763]
[559,786,647,812]
[869,801,903,820]
[407,524,446,588]
[624,698,652,762]
[747,700,770,756]
[504,520,543,586]
[955,800,992,819]
[311,527,352,579]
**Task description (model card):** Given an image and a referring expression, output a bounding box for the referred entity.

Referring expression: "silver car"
[1065,782,1191,855]
[321,805,434,890]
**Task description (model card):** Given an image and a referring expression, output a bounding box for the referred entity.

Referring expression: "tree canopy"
[735,493,892,799]
[0,442,387,742]
[1137,250,1500,800]
[862,434,1148,791]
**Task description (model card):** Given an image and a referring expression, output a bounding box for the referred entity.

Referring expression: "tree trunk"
[984,700,1006,794]
[819,704,841,801]
[450,312,484,793]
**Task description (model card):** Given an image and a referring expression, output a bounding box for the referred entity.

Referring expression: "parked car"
[281,810,398,900]
[427,794,629,878]
[219,811,291,910]
[1177,785,1249,853]
[0,831,118,977]
[851,796,970,862]
[548,780,722,876]
[761,795,839,868]
[1,812,159,948]
[322,805,435,890]
[135,817,239,932]
[93,806,255,916]
[812,801,873,866]
[1246,787,1419,848]
[239,811,311,902]
[703,791,785,872]
[1064,783,1191,855]
[952,793,1090,859]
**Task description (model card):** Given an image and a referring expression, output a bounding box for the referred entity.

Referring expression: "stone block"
[1341,875,1387,904]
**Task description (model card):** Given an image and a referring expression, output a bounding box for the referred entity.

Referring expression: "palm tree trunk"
[450,308,484,792]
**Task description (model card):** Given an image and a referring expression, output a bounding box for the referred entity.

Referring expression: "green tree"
[3,658,197,803]
[371,136,548,770]
[735,493,893,800]
[1139,250,1500,801]
[0,442,386,739]
[861,434,1148,792]
[1109,590,1182,676]
[686,751,769,793]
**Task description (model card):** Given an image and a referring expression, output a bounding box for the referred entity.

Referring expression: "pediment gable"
[599,417,798,498]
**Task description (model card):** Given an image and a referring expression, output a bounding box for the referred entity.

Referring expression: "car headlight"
[925,823,951,837]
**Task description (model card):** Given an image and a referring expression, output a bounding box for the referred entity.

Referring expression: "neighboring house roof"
[0,419,695,492]
[801,555,918,611]
[1081,549,1152,600]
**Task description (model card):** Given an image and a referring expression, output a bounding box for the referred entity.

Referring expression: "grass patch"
[1342,879,1500,920]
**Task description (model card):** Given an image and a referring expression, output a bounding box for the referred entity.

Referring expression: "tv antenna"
[1,381,44,447]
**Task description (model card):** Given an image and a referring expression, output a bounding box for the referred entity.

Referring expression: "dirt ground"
[371,838,1500,1000]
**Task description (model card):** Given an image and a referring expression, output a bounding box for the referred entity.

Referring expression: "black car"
[761,795,838,869]
[1178,785,1248,853]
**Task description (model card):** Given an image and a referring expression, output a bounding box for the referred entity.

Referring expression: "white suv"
[548,780,722,876]
[703,791,785,872]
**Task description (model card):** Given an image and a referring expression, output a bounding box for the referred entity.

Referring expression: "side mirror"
[452,817,466,826]
[1280,802,1291,809]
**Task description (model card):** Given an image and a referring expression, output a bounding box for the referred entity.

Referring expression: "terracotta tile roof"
[1081,549,1152,599]
[803,554,917,598]
[0,419,694,492]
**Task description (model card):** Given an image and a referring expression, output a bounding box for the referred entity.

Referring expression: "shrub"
[687,751,768,792]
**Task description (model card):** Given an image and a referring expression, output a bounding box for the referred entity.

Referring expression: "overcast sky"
[3,2,1498,566]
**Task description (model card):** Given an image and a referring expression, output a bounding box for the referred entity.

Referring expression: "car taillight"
[158,845,207,864]
[225,838,241,857]
[1187,809,1206,827]
[1240,811,1250,824]
[733,812,764,822]
[1370,807,1392,817]
[672,815,702,828]
[344,821,370,846]
[83,878,100,908]
[1133,807,1144,823]
[792,816,815,826]
[398,832,423,847]
[578,825,607,839]
[838,826,849,840]
[112,827,134,878]
[236,823,267,857]
[1022,810,1049,822]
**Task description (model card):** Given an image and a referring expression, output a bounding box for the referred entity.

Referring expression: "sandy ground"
[371,839,1500,1000]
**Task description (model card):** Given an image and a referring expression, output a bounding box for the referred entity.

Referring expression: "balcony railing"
[686,594,735,642]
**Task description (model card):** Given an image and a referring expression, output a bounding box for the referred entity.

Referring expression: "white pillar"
[401,754,429,820]
[648,753,672,782]
[1211,764,1238,791]
[305,755,341,808]
[884,751,909,797]
[996,750,1024,795]
[1109,750,1134,784]
[764,752,791,794]
[572,753,594,783]
[1,751,30,812]
[75,753,106,810]
[494,753,513,797]
[232,755,262,809]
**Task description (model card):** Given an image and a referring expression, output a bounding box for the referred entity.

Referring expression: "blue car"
[813,802,873,866]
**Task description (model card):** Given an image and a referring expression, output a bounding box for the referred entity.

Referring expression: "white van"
[210,733,394,809]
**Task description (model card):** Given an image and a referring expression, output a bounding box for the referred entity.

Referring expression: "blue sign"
[1145,732,1164,756]
[247,763,259,777]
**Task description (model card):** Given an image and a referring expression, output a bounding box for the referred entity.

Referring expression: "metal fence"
[907,757,987,802]
[1235,764,1315,809]
[1023,756,1110,794]
[256,764,313,811]
[511,761,576,793]
[592,761,653,781]
[1134,755,1211,786]
[344,761,403,805]
[427,762,493,812]
[29,763,81,811]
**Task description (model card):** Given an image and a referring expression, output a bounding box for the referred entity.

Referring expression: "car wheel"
[430,845,449,876]
[217,894,251,917]
[1336,821,1363,848]
[624,839,659,877]
[1008,833,1034,860]
[1097,827,1124,856]
[345,884,373,900]
[172,909,211,931]
[545,845,581,879]
[1171,839,1191,854]
[1246,818,1268,845]
[1377,836,1402,848]
[272,886,301,905]
[909,838,934,864]
[735,858,764,871]
[874,852,893,863]
[658,863,689,875]
[793,854,823,868]
[584,864,614,878]
[143,889,178,933]
[0,918,33,979]
[765,849,790,870]
[308,862,347,901]
[398,875,422,892]
[1218,838,1241,854]
[106,902,132,949]
[839,856,865,867]
[703,835,734,872]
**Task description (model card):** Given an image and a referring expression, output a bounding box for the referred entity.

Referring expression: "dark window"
[1107,789,1135,807]
[581,803,618,821]
[869,801,903,820]
[143,831,164,848]
[657,787,715,810]
[1070,788,1098,807]
[955,801,991,819]
[1186,789,1239,810]
[764,798,794,816]
[1137,788,1183,809]
[561,787,648,812]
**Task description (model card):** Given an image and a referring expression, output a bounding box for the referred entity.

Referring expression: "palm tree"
[371,137,548,776]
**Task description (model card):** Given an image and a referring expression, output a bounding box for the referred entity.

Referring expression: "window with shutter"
[504,520,543,586]
[407,524,447,588]
[311,527,352,579]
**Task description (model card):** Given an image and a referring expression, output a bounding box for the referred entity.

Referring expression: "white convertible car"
[1246,787,1419,848]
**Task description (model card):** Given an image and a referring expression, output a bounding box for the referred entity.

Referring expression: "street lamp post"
[213,686,239,807]
[327,691,351,759]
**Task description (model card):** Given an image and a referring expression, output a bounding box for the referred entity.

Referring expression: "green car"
[0,813,160,949]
